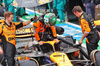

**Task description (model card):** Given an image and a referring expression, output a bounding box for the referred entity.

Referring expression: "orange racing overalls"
[0,19,5,43]
[33,20,58,53]
[33,20,57,42]
[0,21,25,66]
[79,12,99,57]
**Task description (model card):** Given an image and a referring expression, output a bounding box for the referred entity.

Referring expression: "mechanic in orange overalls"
[33,13,60,53]
[0,11,36,66]
[72,6,99,58]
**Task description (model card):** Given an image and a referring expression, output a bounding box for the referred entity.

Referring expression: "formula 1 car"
[15,35,91,66]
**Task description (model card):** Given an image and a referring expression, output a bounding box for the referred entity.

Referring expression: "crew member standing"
[72,6,99,58]
[53,0,66,23]
[0,11,36,66]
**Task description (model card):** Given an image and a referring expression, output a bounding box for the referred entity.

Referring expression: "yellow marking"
[43,41,56,51]
[45,0,50,2]
[39,0,50,4]
[39,0,45,4]
[15,34,34,38]
[50,52,73,66]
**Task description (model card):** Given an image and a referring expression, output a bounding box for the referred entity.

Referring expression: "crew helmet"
[44,13,57,26]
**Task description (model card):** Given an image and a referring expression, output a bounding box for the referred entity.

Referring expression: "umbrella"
[15,0,53,7]
[13,0,53,17]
